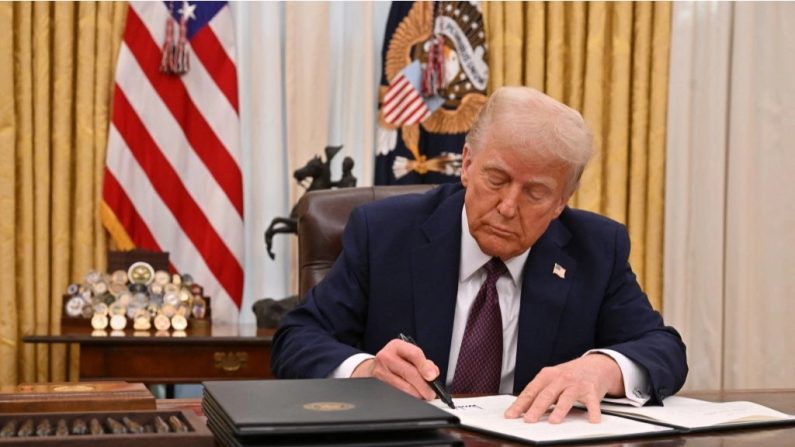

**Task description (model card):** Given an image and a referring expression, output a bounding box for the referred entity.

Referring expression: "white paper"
[432,395,673,443]
[600,396,795,429]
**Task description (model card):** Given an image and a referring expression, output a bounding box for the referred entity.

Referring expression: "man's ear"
[553,190,574,218]
[461,144,473,187]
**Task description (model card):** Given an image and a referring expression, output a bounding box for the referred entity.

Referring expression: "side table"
[23,324,275,384]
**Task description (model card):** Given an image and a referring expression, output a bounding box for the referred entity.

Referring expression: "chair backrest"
[295,185,436,299]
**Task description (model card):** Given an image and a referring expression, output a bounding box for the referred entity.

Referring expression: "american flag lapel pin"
[552,263,566,279]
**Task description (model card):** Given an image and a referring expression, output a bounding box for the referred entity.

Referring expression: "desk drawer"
[80,344,273,383]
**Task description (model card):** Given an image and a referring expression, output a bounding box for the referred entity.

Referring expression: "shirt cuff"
[585,349,651,407]
[328,353,376,378]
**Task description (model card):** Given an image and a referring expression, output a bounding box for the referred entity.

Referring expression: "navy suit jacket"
[271,183,687,403]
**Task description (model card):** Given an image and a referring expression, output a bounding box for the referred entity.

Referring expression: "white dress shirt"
[331,207,650,406]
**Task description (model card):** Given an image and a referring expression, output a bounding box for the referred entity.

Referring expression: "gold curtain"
[0,1,127,387]
[483,2,671,310]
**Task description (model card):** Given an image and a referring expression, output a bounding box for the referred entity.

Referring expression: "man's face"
[460,139,573,260]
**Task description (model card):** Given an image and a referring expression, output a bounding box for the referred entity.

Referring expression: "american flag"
[382,60,442,126]
[101,1,243,324]
[553,263,566,279]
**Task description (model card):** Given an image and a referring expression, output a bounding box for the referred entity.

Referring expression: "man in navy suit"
[272,87,687,424]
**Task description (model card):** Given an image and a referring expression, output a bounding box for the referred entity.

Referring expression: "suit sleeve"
[270,207,372,379]
[596,225,688,404]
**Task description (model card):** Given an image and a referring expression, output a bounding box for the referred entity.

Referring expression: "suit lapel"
[513,218,577,393]
[411,189,465,382]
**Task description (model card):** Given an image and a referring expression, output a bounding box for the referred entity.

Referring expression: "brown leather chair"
[295,185,436,299]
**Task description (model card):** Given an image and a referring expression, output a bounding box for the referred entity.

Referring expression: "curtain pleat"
[284,2,331,294]
[545,2,565,100]
[13,2,34,386]
[47,1,76,384]
[578,3,606,213]
[483,1,671,310]
[627,2,652,288]
[0,2,20,386]
[0,1,127,387]
[644,2,671,314]
[523,3,546,90]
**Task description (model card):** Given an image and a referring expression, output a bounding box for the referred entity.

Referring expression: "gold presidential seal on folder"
[303,402,356,412]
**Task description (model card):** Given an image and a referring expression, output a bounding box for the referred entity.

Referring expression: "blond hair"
[466,87,594,194]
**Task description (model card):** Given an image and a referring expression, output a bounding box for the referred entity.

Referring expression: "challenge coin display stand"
[61,250,210,335]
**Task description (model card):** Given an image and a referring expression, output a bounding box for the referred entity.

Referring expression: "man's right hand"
[351,339,440,401]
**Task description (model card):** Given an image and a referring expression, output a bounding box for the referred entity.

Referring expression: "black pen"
[398,333,456,409]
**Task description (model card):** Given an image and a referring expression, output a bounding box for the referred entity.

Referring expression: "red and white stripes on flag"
[382,73,431,126]
[102,1,243,324]
[382,60,438,126]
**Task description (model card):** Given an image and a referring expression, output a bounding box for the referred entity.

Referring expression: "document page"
[600,396,795,429]
[432,395,674,444]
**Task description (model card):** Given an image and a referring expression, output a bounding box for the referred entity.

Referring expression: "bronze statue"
[334,157,357,188]
[264,145,356,259]
[256,146,356,328]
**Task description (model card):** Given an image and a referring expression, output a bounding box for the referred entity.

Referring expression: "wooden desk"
[158,389,795,446]
[23,325,275,384]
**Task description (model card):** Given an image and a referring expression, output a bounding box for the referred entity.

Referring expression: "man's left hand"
[504,353,624,424]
